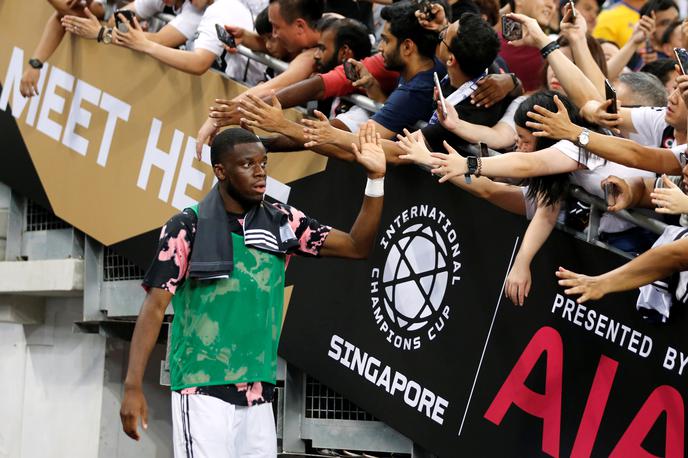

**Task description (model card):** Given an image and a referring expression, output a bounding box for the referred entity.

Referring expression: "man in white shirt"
[112,0,265,85]
[582,86,688,149]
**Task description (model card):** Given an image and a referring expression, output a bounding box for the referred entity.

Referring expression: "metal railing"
[236,45,385,113]
[569,186,667,239]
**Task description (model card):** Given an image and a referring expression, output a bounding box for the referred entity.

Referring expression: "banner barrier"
[280,160,687,457]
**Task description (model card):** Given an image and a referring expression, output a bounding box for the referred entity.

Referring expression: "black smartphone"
[418,0,436,21]
[604,79,617,114]
[114,9,135,31]
[502,16,522,41]
[565,0,576,22]
[344,60,359,82]
[674,47,688,75]
[603,182,616,206]
[479,142,488,157]
[215,23,236,48]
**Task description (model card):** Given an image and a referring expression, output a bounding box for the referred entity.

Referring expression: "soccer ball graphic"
[382,223,451,332]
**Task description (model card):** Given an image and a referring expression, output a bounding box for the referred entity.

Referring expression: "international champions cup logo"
[370,205,462,351]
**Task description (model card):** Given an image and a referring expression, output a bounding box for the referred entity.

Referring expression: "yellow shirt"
[593,2,640,47]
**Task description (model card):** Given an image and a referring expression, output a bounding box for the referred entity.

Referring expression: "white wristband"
[365,177,384,197]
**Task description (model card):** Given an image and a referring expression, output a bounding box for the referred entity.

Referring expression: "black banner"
[280,160,686,457]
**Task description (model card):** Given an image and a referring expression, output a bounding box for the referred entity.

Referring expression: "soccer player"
[119,123,386,456]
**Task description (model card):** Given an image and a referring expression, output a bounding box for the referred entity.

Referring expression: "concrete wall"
[0,298,106,458]
[0,183,9,260]
[98,341,173,458]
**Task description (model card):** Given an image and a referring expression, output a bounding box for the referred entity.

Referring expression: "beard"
[383,46,404,72]
[317,52,342,73]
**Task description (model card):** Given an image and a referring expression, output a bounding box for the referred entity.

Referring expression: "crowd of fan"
[22,0,688,315]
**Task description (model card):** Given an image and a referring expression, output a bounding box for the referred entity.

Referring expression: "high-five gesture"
[396,128,434,166]
[555,267,608,303]
[302,111,350,148]
[526,94,580,141]
[429,141,468,183]
[238,91,288,134]
[353,122,386,179]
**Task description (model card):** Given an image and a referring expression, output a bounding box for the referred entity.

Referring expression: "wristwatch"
[465,155,480,184]
[28,58,43,69]
[576,128,590,147]
[102,28,113,44]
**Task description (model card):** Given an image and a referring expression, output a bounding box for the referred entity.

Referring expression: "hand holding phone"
[565,0,576,23]
[674,47,688,75]
[344,60,360,82]
[604,79,617,115]
[418,0,436,21]
[215,24,236,48]
[604,182,616,206]
[502,16,523,41]
[115,9,135,32]
[433,72,447,118]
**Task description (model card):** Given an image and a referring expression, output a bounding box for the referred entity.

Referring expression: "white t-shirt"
[133,0,176,19]
[169,2,205,39]
[194,0,266,85]
[499,95,527,132]
[239,0,269,18]
[629,106,671,148]
[551,139,656,233]
[670,143,686,165]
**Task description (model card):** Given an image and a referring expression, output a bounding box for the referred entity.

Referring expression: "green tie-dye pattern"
[224,366,249,381]
[169,232,285,391]
[182,370,211,385]
[200,278,241,303]
[194,313,219,346]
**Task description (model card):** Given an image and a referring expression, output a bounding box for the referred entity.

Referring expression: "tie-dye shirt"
[143,202,331,406]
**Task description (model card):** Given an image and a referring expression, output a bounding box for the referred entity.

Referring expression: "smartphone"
[502,16,523,41]
[418,0,436,21]
[114,9,135,31]
[674,47,688,75]
[215,23,236,48]
[479,142,488,157]
[603,182,616,206]
[604,79,617,115]
[565,0,576,22]
[343,60,359,82]
[433,72,447,118]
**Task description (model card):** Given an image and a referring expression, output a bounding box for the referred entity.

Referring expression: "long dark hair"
[513,91,585,208]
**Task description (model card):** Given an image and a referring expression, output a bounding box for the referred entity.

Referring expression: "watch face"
[28,59,42,69]
[467,156,478,172]
[103,32,112,44]
[579,131,589,146]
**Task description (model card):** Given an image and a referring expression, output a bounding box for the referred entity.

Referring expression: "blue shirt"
[371,58,446,135]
